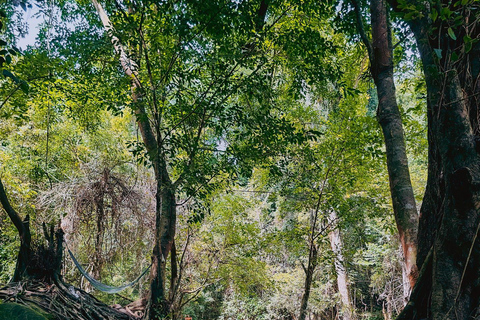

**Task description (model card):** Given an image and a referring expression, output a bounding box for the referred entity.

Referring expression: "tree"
[351,0,419,292]
[85,0,308,318]
[383,1,480,318]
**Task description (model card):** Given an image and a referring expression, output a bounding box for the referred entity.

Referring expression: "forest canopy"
[0,0,479,320]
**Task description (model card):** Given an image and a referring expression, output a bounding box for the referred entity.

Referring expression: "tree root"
[0,280,136,320]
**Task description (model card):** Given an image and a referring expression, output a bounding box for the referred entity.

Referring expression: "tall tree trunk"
[328,211,354,320]
[91,2,178,318]
[352,0,419,290]
[388,1,480,318]
[147,180,177,319]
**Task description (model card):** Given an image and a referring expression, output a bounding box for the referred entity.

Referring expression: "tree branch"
[0,178,26,238]
[351,0,373,62]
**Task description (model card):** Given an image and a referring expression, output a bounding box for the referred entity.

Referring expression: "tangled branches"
[0,280,133,320]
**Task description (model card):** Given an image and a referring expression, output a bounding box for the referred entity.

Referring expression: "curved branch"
[0,177,31,281]
[0,178,26,238]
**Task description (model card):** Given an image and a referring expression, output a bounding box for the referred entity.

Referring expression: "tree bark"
[385,1,480,319]
[299,240,317,320]
[0,178,31,282]
[0,179,64,283]
[93,173,106,282]
[147,181,177,320]
[328,211,354,320]
[352,0,419,290]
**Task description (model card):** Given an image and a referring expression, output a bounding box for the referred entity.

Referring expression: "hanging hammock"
[67,247,151,294]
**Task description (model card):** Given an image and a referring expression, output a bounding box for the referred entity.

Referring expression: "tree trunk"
[93,181,106,282]
[90,2,178,318]
[299,241,318,320]
[0,178,32,282]
[147,180,177,319]
[0,178,64,283]
[352,0,419,290]
[328,211,354,320]
[387,1,480,319]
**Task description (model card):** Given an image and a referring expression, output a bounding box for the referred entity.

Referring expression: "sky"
[16,6,41,50]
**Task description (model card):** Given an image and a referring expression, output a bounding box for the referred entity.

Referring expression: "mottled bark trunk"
[400,249,410,305]
[353,0,419,290]
[370,0,419,290]
[328,211,354,320]
[388,1,480,319]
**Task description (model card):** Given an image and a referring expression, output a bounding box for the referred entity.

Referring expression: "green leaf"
[463,35,473,53]
[2,69,18,83]
[451,51,459,62]
[434,48,442,59]
[0,40,7,46]
[404,12,415,20]
[431,8,438,22]
[441,7,453,19]
[448,28,456,40]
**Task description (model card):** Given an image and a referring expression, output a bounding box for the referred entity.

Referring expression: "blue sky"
[17,6,41,50]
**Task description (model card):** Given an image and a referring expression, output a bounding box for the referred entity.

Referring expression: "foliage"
[0,0,430,319]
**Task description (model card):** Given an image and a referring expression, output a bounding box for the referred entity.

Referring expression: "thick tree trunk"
[387,1,480,319]
[353,0,419,290]
[328,211,354,320]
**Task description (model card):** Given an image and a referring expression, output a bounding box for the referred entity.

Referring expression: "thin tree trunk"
[328,211,354,320]
[299,241,318,320]
[352,0,419,290]
[93,181,105,282]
